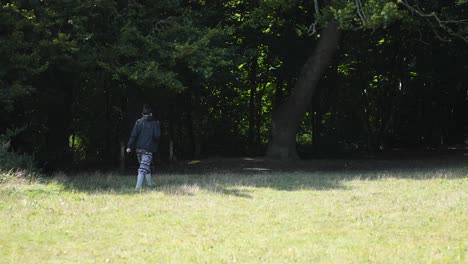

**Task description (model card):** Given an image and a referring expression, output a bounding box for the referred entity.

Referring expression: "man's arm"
[127,121,140,152]
[153,120,161,140]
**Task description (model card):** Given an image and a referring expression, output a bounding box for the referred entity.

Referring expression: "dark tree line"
[1,0,467,170]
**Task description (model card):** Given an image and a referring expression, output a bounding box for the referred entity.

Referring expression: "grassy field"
[1,166,467,263]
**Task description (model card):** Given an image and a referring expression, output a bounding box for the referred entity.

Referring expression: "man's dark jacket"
[127,115,160,153]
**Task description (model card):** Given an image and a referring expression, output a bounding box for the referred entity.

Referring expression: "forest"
[1,0,467,170]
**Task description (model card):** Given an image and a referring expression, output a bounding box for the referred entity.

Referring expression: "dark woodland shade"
[1,0,466,168]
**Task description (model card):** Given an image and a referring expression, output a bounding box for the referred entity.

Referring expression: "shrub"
[0,130,35,171]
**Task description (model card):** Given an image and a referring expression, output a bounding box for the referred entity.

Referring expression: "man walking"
[126,105,161,190]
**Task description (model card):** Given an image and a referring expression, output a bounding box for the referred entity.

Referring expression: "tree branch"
[399,0,468,42]
[313,0,319,16]
[355,0,367,24]
[307,0,320,36]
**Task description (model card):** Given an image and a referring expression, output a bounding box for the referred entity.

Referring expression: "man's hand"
[126,148,132,153]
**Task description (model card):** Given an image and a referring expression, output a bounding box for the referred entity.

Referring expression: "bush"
[0,131,35,171]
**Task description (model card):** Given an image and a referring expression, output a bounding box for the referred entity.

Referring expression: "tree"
[1,0,466,168]
[266,21,341,158]
[266,0,467,159]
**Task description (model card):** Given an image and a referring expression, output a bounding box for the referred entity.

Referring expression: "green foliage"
[0,141,34,171]
[0,0,466,162]
[0,2,47,112]
[0,129,34,171]
[321,0,401,30]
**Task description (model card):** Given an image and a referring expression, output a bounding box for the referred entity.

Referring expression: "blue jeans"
[136,149,154,189]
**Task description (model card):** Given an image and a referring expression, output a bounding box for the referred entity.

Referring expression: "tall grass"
[1,167,467,263]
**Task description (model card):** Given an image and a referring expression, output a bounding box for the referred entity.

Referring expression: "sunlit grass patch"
[0,167,467,263]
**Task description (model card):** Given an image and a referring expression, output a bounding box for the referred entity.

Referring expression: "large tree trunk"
[266,22,341,159]
[248,56,258,155]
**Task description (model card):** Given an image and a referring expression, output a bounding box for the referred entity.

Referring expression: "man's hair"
[142,104,152,115]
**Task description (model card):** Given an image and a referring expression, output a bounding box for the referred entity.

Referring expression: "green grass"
[1,167,467,263]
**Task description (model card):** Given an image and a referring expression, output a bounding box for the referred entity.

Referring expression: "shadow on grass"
[47,171,352,198]
[163,156,468,176]
[38,155,468,197]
